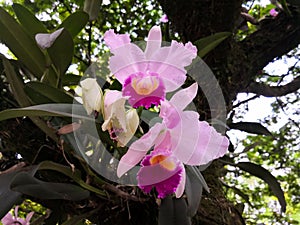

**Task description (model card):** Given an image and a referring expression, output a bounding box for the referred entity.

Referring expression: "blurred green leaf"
[158,196,191,225]
[0,171,23,219]
[0,104,92,122]
[236,162,286,212]
[229,122,272,136]
[194,32,231,58]
[11,172,90,201]
[12,3,47,38]
[48,29,74,77]
[59,11,89,38]
[84,0,102,21]
[24,81,74,104]
[0,7,46,78]
[61,74,82,86]
[185,166,205,217]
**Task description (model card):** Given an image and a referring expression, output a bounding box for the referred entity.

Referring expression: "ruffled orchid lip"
[122,72,165,108]
[137,151,183,198]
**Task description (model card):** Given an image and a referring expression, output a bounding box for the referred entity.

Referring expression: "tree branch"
[228,10,300,100]
[243,76,300,97]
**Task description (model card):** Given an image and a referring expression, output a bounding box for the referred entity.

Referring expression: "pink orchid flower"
[270,8,279,17]
[103,26,197,109]
[117,83,229,198]
[159,14,169,23]
[1,206,34,225]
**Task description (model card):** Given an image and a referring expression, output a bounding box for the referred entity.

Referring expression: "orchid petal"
[185,121,229,165]
[170,83,198,110]
[35,28,64,49]
[1,211,14,225]
[145,26,161,59]
[104,30,146,84]
[175,165,186,198]
[109,44,147,84]
[103,29,130,53]
[116,109,139,147]
[80,78,103,115]
[117,122,166,177]
[159,101,181,129]
[25,212,34,224]
[148,40,197,91]
[102,90,127,132]
[171,111,201,164]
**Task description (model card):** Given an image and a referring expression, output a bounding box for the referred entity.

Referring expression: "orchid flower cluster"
[80,26,229,198]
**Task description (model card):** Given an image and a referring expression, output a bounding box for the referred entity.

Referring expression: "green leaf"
[194,32,231,58]
[62,74,82,86]
[47,28,74,77]
[0,103,92,122]
[84,0,102,21]
[0,171,23,218]
[236,162,286,212]
[59,11,89,38]
[0,7,46,78]
[25,81,74,104]
[185,166,209,217]
[37,161,106,197]
[229,122,272,136]
[158,196,191,225]
[12,3,47,38]
[0,166,38,218]
[11,172,90,201]
[185,166,203,217]
[2,57,31,107]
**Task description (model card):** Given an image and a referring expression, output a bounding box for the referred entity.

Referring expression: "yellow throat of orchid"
[131,76,159,95]
[149,154,176,171]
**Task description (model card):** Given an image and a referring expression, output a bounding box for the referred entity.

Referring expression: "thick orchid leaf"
[194,32,231,58]
[0,7,46,78]
[12,3,47,38]
[59,11,89,38]
[37,161,106,197]
[0,165,38,218]
[11,172,90,201]
[236,162,286,212]
[24,81,74,104]
[0,172,23,219]
[185,166,210,217]
[62,74,82,86]
[158,196,191,225]
[2,58,31,107]
[229,122,272,136]
[48,29,74,77]
[0,104,92,122]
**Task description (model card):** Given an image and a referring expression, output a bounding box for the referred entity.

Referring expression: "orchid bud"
[80,78,103,115]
